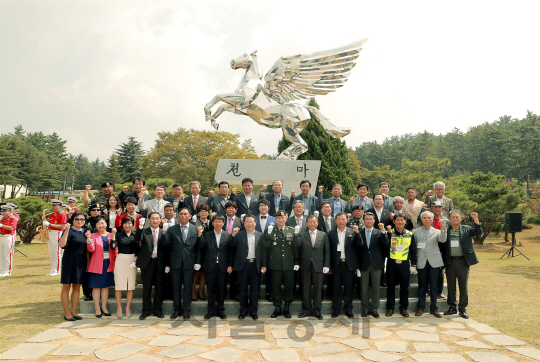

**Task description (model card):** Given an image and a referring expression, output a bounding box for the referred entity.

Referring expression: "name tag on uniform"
[337,244,344,252]
[396,245,405,252]
[451,239,460,248]
[417,243,426,249]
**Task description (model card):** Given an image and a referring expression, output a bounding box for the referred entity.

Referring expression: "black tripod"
[500,232,529,260]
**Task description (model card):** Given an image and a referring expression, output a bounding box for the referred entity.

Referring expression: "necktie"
[182,225,188,240]
[260,216,267,219]
[227,218,233,233]
[193,196,198,210]
[366,229,371,248]
[326,218,331,231]
[310,231,316,247]
[297,218,302,226]
[157,200,162,214]
[152,229,158,258]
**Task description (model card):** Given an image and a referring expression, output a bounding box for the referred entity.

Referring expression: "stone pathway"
[0,314,539,361]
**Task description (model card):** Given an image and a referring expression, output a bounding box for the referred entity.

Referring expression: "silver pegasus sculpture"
[204,39,367,160]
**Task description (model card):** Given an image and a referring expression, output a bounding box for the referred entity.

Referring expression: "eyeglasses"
[74,218,86,221]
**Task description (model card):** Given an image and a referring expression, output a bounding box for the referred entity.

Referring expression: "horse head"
[230,51,256,70]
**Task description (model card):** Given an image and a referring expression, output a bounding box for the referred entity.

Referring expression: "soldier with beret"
[263,210,300,318]
[43,199,69,276]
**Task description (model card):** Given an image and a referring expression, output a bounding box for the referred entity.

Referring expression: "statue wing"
[263,39,367,103]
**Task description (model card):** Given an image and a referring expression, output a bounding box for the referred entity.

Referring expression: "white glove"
[294,225,301,234]
[43,221,50,227]
[293,265,299,271]
[410,266,418,274]
[192,215,197,221]
[194,264,201,271]
[356,270,361,277]
[135,206,140,213]
[129,262,137,269]
[314,211,319,217]
[162,223,169,232]
[165,266,170,273]
[267,225,274,234]
[322,267,329,274]
[138,218,145,229]
[0,224,3,228]
[241,214,245,222]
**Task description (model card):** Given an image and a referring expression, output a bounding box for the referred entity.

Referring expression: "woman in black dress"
[111,216,140,318]
[58,211,87,321]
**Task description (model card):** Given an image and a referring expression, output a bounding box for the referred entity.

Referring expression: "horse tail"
[305,105,351,138]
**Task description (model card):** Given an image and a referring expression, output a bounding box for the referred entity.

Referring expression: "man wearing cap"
[83,181,115,206]
[263,210,299,318]
[42,199,68,276]
[66,197,79,216]
[293,180,321,216]
[348,205,365,229]
[0,205,18,277]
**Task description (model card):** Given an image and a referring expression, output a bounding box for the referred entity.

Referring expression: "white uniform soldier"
[0,205,18,276]
[42,199,68,276]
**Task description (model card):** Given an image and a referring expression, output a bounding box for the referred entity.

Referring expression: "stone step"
[80,295,449,315]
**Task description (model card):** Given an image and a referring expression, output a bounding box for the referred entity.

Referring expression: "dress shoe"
[250,313,258,320]
[298,312,307,318]
[386,310,394,317]
[400,310,409,318]
[238,312,246,320]
[64,316,76,321]
[154,312,164,318]
[266,294,273,302]
[95,313,102,318]
[437,294,446,300]
[73,315,83,320]
[415,309,424,316]
[192,298,197,302]
[380,281,387,287]
[170,312,180,320]
[125,314,132,319]
[204,312,216,320]
[371,311,379,318]
[444,307,457,315]
[345,311,354,318]
[183,312,191,319]
[361,311,369,318]
[217,312,227,320]
[459,311,469,319]
[283,302,291,318]
[315,312,323,320]
[430,310,442,318]
[116,314,123,319]
[139,312,150,320]
[331,312,339,318]
[101,307,111,317]
[270,306,282,318]
[199,295,206,301]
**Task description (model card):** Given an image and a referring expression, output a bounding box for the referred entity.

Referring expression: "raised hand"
[407,211,413,220]
[111,227,117,236]
[427,190,433,196]
[386,225,392,232]
[378,223,385,231]
[232,227,240,236]
[291,189,296,197]
[318,185,324,192]
[198,226,204,236]
[85,185,92,191]
[122,186,130,192]
[208,189,214,197]
[352,225,359,233]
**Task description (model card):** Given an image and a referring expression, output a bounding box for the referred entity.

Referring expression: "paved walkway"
[1,313,539,361]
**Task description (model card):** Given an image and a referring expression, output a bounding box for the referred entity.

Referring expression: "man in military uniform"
[263,210,299,318]
[42,199,68,276]
[0,204,18,277]
[385,213,417,317]
[347,205,365,228]
[83,181,115,207]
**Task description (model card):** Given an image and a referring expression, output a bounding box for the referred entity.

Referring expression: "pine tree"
[115,137,145,183]
[278,98,355,198]
[101,154,123,186]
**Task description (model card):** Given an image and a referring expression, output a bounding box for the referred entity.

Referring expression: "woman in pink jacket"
[86,216,117,318]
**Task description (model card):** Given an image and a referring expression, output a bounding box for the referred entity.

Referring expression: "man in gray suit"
[183,181,208,216]
[286,200,308,233]
[294,215,330,319]
[207,181,233,216]
[234,178,260,217]
[161,207,201,320]
[425,181,454,218]
[318,184,351,216]
[138,185,171,228]
[379,182,395,212]
[412,210,447,317]
[293,180,321,216]
[351,183,374,211]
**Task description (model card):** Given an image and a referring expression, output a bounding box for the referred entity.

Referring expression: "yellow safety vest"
[390,229,412,261]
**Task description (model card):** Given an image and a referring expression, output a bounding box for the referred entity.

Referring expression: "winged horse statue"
[204,39,367,160]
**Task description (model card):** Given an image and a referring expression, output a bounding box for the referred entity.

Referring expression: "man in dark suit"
[317,202,336,233]
[294,215,330,319]
[197,214,233,320]
[293,180,321,216]
[136,212,167,320]
[442,211,482,319]
[379,182,395,212]
[161,207,201,319]
[359,212,390,318]
[286,200,308,233]
[234,178,260,217]
[207,181,233,216]
[183,181,208,216]
[164,183,185,214]
[230,214,267,320]
[222,201,242,300]
[328,212,362,318]
[366,193,392,287]
[254,198,275,302]
[318,184,351,216]
[263,180,292,215]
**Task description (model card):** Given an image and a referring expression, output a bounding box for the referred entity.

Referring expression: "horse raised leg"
[204,93,244,129]
[305,105,351,138]
[277,119,309,160]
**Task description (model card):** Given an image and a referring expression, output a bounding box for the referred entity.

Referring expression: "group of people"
[39,177,481,321]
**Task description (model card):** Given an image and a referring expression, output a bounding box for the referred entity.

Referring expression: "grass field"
[1,226,539,353]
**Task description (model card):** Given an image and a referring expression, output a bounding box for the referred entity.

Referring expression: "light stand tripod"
[500,231,529,260]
